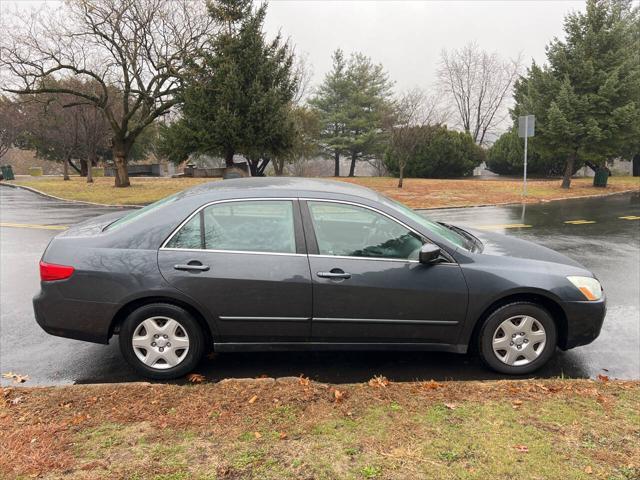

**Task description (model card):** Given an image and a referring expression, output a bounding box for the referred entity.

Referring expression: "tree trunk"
[273,158,285,176]
[334,151,340,177]
[225,150,235,168]
[80,159,88,177]
[398,161,405,188]
[87,150,96,184]
[348,154,357,177]
[561,151,576,189]
[63,155,70,181]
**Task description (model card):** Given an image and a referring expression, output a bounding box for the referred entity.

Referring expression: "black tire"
[478,302,557,375]
[119,303,206,380]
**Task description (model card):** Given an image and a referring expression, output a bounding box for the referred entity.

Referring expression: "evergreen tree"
[513,0,640,188]
[310,50,393,177]
[161,0,298,176]
[308,50,350,176]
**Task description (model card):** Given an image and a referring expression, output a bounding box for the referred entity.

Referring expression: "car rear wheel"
[478,302,557,375]
[119,303,206,380]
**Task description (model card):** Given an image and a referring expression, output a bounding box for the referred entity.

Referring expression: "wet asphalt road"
[1,185,639,386]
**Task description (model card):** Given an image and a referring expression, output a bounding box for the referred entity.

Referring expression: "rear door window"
[165,200,296,254]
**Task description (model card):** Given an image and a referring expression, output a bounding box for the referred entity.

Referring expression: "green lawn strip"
[65,391,638,479]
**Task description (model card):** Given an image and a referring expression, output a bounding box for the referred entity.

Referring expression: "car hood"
[466,228,584,268]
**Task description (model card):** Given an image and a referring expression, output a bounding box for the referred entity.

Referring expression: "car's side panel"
[298,199,469,344]
[307,255,468,343]
[158,250,312,342]
[34,247,201,343]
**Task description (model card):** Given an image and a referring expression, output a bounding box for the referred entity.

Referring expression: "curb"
[0,182,142,209]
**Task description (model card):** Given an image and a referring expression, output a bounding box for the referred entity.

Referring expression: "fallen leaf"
[279,431,287,440]
[333,389,345,402]
[254,431,262,439]
[422,380,443,390]
[597,374,609,382]
[512,400,523,407]
[298,375,310,386]
[585,466,593,474]
[444,403,457,410]
[248,395,258,404]
[187,373,206,383]
[368,375,389,388]
[514,445,529,453]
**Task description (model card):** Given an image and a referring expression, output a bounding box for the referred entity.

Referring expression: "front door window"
[307,201,423,260]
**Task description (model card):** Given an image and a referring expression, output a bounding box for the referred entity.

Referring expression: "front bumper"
[33,284,118,344]
[559,296,606,350]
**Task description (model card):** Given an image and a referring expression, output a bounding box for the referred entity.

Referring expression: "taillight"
[39,261,75,281]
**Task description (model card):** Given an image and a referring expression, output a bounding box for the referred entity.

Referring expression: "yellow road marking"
[564,220,596,225]
[619,216,640,220]
[0,222,68,231]
[476,223,532,230]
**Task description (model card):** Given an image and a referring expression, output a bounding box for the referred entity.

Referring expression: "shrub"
[487,128,577,177]
[385,125,484,178]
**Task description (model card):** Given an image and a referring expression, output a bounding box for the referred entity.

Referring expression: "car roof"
[180,177,385,202]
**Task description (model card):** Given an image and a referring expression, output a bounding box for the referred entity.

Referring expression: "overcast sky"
[3,0,586,92]
[263,0,586,91]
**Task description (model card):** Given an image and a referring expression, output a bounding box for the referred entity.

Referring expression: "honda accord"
[33,178,606,379]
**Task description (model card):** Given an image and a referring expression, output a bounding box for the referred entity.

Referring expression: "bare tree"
[0,0,215,187]
[388,88,447,188]
[20,92,84,181]
[438,42,521,145]
[0,96,25,160]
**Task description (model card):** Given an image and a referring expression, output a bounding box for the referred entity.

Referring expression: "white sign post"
[518,115,535,196]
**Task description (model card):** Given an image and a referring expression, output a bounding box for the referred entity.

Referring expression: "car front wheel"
[119,303,206,380]
[478,302,557,375]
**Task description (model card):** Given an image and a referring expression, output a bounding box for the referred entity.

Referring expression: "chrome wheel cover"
[132,316,190,370]
[492,315,547,367]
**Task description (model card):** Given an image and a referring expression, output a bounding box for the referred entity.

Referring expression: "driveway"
[1,185,638,385]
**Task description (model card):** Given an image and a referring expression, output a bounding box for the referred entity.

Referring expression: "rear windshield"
[105,193,181,231]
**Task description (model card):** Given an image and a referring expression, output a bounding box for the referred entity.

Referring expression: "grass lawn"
[1,378,638,479]
[7,175,640,208]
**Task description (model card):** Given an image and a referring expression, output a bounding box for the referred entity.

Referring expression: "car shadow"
[73,344,592,385]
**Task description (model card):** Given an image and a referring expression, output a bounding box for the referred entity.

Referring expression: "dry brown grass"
[8,175,639,208]
[1,378,638,479]
[339,176,640,209]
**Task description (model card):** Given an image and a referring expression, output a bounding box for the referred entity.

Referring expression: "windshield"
[105,193,181,231]
[382,197,476,251]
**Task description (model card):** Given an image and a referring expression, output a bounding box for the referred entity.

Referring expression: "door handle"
[317,271,351,280]
[174,262,210,272]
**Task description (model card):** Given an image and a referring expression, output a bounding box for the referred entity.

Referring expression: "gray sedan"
[33,178,606,379]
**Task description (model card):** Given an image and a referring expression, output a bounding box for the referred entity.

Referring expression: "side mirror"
[419,244,441,265]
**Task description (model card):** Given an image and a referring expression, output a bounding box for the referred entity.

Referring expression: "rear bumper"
[559,296,606,350]
[33,285,118,344]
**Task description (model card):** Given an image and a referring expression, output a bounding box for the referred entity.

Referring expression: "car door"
[158,199,312,343]
[302,200,468,345]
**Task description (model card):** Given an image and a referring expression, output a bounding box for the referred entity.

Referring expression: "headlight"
[567,276,603,301]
